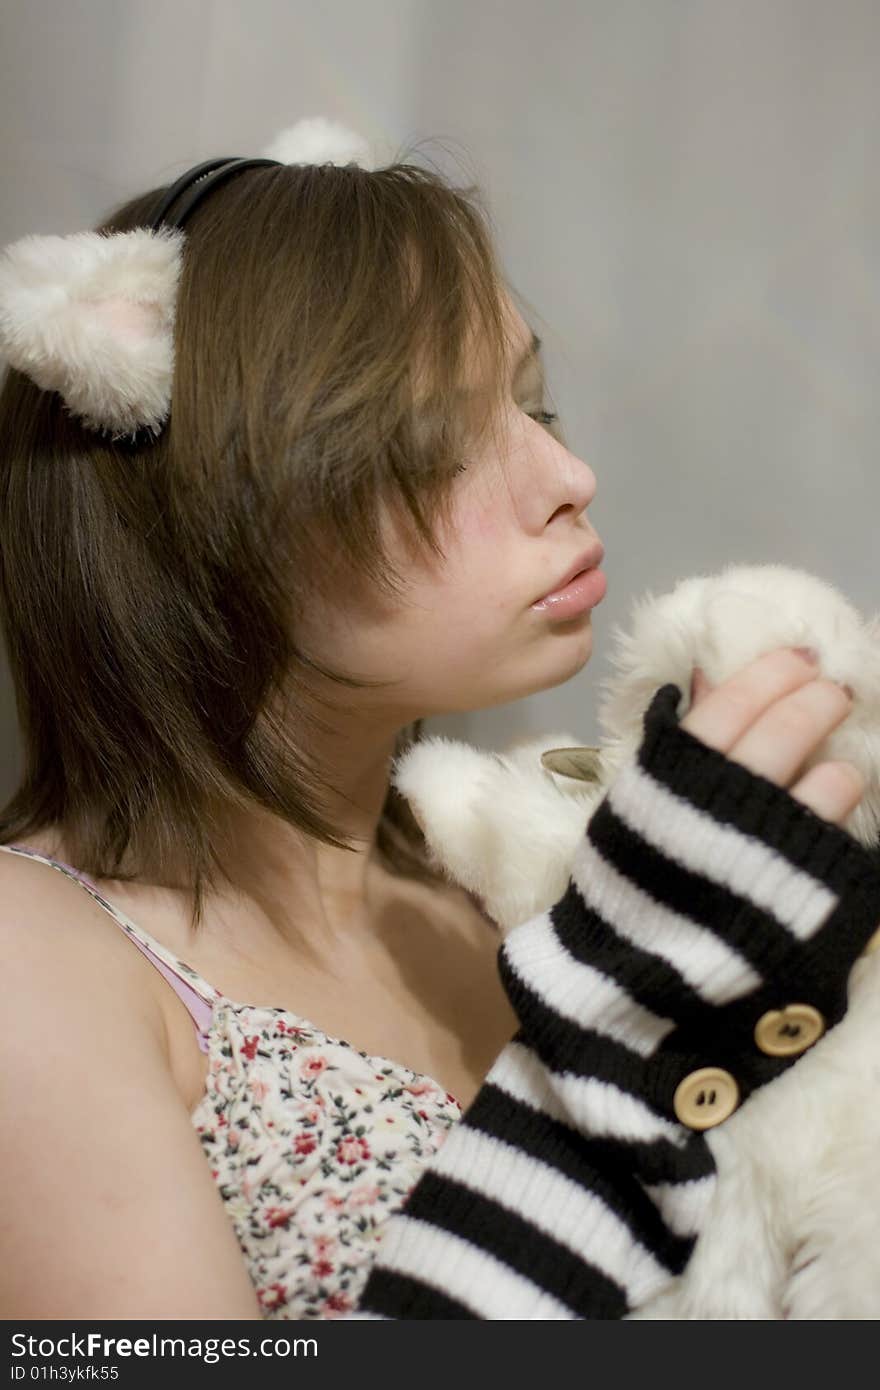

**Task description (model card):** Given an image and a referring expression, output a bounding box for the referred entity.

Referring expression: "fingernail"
[791,646,820,665]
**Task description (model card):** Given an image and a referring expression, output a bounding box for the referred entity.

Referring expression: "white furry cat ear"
[259,115,376,170]
[0,224,184,440]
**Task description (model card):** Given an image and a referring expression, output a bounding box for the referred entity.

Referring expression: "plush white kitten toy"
[392,562,880,1320]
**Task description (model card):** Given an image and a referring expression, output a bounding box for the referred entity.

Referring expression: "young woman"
[1,127,875,1320]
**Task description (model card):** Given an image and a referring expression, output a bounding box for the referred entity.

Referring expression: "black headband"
[147,157,282,231]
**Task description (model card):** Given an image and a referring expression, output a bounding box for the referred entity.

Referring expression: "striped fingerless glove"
[356,683,880,1318]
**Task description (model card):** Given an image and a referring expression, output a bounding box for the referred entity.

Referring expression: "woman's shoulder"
[0,834,170,1051]
[0,830,122,935]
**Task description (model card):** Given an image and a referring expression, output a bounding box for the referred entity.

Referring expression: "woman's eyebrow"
[455,331,543,402]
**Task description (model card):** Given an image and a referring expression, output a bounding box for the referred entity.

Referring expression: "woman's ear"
[540,746,603,783]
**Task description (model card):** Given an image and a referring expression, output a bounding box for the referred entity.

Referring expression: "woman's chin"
[518,620,595,699]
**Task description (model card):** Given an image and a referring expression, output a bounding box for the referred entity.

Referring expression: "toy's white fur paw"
[392,731,601,933]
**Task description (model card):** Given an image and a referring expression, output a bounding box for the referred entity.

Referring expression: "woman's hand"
[684,647,863,829]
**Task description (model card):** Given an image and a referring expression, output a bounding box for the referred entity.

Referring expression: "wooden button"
[673,1067,739,1130]
[754,1004,825,1057]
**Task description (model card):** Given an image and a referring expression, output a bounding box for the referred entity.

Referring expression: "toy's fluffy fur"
[393,562,880,1319]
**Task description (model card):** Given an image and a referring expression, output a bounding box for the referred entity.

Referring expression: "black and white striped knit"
[355,682,880,1319]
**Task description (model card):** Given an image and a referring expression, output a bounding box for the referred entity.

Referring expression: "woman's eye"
[451,408,560,475]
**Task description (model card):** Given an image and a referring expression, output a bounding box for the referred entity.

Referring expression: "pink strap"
[120,935,213,1053]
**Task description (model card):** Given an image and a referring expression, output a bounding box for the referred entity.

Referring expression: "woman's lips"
[534,542,605,603]
[530,563,608,618]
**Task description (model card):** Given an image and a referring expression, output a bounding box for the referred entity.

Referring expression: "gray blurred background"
[1,0,878,795]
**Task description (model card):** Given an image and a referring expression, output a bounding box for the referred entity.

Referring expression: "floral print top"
[0,844,463,1320]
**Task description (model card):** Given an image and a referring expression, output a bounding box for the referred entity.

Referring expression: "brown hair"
[0,143,551,930]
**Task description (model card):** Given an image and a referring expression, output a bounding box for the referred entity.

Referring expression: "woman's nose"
[566,447,597,513]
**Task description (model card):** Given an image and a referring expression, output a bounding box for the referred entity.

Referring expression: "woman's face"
[298,296,603,725]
